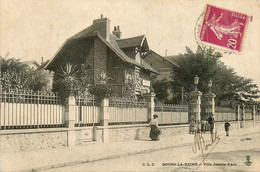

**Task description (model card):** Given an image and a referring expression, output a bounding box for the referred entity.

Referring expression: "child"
[224,120,231,136]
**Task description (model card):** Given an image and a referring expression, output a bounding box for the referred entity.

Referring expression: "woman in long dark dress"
[149,114,160,141]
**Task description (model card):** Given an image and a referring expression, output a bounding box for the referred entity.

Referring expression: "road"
[43,132,260,172]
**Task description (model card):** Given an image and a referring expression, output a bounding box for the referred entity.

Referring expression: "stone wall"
[0,130,67,153]
[0,121,257,153]
[103,120,257,143]
[107,126,150,142]
[101,124,190,142]
[214,120,255,131]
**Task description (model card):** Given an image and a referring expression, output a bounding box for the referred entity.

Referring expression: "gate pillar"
[189,90,202,133]
[144,92,156,123]
[65,96,76,128]
[203,92,216,122]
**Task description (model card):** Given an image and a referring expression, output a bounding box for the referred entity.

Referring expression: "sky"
[0,0,259,90]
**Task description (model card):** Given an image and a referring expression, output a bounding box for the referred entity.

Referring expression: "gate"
[74,95,100,127]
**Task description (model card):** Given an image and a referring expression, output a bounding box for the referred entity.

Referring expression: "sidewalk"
[0,126,259,172]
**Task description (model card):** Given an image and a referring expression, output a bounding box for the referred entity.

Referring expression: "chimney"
[93,14,110,41]
[112,25,122,39]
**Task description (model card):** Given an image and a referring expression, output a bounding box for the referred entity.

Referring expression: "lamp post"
[194,75,199,91]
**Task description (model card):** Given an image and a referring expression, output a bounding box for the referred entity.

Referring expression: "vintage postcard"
[0,0,260,172]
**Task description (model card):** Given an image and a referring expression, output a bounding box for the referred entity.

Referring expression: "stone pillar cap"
[143,92,156,97]
[204,92,216,97]
[190,90,202,96]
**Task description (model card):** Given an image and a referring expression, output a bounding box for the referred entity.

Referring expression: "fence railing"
[155,104,189,125]
[214,107,236,121]
[74,95,100,127]
[256,112,260,121]
[215,107,236,113]
[245,112,253,120]
[108,97,148,124]
[0,90,64,129]
[0,89,257,129]
[214,112,236,121]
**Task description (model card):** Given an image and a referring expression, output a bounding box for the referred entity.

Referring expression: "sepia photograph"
[0,0,260,171]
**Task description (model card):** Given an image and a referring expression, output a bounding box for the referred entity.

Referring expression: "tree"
[171,47,260,107]
[52,62,113,102]
[52,62,85,102]
[27,69,50,92]
[0,55,49,92]
[153,79,172,103]
[0,54,28,73]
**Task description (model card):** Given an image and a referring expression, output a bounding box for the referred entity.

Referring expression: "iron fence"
[155,104,189,125]
[108,97,148,125]
[74,95,100,127]
[0,90,64,129]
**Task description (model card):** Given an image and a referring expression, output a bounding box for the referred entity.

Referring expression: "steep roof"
[143,50,179,68]
[165,55,180,64]
[97,34,158,74]
[99,34,141,67]
[46,23,157,74]
[141,60,158,74]
[70,25,95,39]
[117,35,145,49]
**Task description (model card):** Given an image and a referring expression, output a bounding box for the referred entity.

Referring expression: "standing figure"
[201,118,207,134]
[225,120,231,136]
[149,115,161,141]
[208,116,215,134]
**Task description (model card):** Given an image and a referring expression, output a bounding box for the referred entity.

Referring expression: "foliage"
[0,56,49,92]
[27,69,49,92]
[52,62,113,102]
[88,72,113,99]
[52,62,86,102]
[52,75,82,102]
[0,56,28,73]
[89,83,113,99]
[171,47,260,107]
[1,70,30,91]
[153,79,171,103]
[124,78,137,100]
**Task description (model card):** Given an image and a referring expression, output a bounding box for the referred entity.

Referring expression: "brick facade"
[107,49,125,95]
[93,38,107,84]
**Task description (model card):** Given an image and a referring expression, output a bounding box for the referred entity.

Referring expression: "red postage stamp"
[199,4,252,52]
